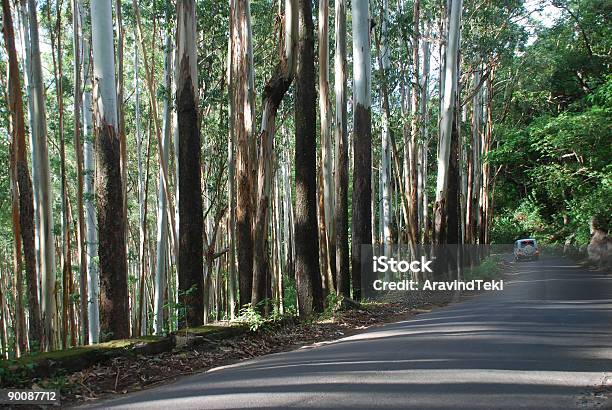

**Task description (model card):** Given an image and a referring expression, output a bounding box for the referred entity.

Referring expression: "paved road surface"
[82,256,612,409]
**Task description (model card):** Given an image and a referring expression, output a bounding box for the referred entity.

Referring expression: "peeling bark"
[295,0,323,315]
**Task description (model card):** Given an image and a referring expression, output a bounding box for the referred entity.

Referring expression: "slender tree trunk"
[134,38,146,335]
[72,0,88,345]
[82,27,99,343]
[419,20,431,244]
[226,0,237,319]
[47,0,74,348]
[17,0,40,285]
[91,0,130,340]
[116,0,128,254]
[3,0,43,351]
[408,0,420,246]
[319,0,335,288]
[176,0,204,327]
[154,31,173,335]
[351,0,372,301]
[378,0,393,256]
[334,0,350,298]
[295,0,323,315]
[433,0,462,244]
[232,0,255,309]
[137,122,152,335]
[27,0,56,350]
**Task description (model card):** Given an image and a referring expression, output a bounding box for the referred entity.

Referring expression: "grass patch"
[463,255,502,281]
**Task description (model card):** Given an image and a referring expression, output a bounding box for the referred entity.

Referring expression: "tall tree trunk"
[408,0,420,246]
[378,0,393,256]
[351,0,372,301]
[225,2,239,319]
[319,0,335,289]
[91,0,129,340]
[27,0,57,350]
[467,67,482,244]
[72,0,88,345]
[419,20,431,244]
[17,0,41,286]
[82,25,99,343]
[176,0,204,327]
[231,0,255,309]
[226,0,237,318]
[252,0,297,310]
[3,0,43,351]
[47,0,74,348]
[433,0,462,244]
[334,0,350,298]
[481,71,494,244]
[116,0,128,256]
[294,0,323,316]
[154,31,173,335]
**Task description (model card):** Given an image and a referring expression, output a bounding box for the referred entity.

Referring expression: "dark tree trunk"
[231,0,254,310]
[294,0,323,316]
[177,56,204,328]
[2,0,43,348]
[447,115,460,245]
[334,0,350,298]
[351,104,372,301]
[96,122,130,340]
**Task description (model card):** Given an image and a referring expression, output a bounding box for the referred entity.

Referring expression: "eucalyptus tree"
[91,0,130,340]
[418,19,431,244]
[226,0,237,319]
[378,0,392,256]
[27,0,56,350]
[252,0,298,309]
[154,30,173,335]
[82,31,99,343]
[407,0,420,246]
[351,0,372,300]
[295,0,323,315]
[176,0,204,327]
[231,0,256,309]
[318,0,334,287]
[433,0,462,244]
[334,0,350,298]
[2,0,41,352]
[72,0,88,345]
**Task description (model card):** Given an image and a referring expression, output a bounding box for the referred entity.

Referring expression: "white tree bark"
[380,0,392,254]
[434,0,462,240]
[319,0,334,277]
[418,20,431,242]
[17,0,40,283]
[154,32,173,335]
[352,0,371,109]
[226,0,237,318]
[83,39,98,344]
[27,0,56,350]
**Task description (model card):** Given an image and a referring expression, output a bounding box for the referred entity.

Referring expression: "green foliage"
[237,303,266,332]
[490,3,611,245]
[463,255,502,281]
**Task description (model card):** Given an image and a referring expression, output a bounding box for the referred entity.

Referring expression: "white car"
[514,239,540,261]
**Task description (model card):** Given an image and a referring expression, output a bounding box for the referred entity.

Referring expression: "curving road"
[81,255,612,409]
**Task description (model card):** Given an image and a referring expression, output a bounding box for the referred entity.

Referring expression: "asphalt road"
[82,255,612,409]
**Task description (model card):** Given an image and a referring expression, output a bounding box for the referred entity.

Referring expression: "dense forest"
[0,0,609,358]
